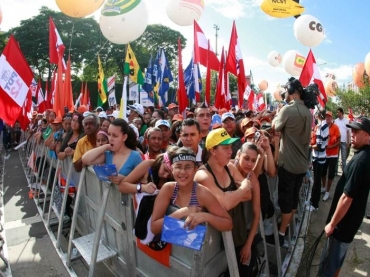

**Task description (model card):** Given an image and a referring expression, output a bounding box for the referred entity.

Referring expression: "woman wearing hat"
[195,128,252,274]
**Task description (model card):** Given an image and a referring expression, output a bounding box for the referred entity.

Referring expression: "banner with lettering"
[107,75,116,106]
[0,35,33,126]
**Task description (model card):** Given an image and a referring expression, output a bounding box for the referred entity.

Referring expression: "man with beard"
[73,113,99,172]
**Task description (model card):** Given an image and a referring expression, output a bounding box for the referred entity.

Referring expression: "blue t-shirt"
[105,150,142,176]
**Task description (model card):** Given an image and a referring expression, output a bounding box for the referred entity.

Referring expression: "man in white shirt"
[334,108,350,171]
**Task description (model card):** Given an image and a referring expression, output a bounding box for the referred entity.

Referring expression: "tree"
[335,85,370,116]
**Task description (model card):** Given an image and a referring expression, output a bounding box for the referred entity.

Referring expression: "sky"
[1,0,369,96]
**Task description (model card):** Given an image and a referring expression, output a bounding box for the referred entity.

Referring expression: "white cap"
[83,111,91,117]
[221,112,235,122]
[129,123,139,140]
[112,110,120,118]
[128,103,144,116]
[98,111,107,118]
[155,120,170,129]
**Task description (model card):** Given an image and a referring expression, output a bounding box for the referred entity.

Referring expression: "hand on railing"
[142,182,157,194]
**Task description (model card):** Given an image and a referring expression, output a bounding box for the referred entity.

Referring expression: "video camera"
[281,77,320,109]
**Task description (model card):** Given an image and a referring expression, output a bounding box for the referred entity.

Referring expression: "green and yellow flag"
[97,55,108,106]
[124,44,144,85]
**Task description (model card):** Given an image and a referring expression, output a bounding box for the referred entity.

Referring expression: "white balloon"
[99,0,148,45]
[294,14,325,47]
[267,50,282,67]
[282,50,305,76]
[166,0,204,26]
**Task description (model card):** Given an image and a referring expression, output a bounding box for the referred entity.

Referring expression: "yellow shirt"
[73,135,94,163]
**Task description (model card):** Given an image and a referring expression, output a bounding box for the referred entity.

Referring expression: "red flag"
[49,17,66,68]
[44,77,52,109]
[0,35,34,126]
[36,78,47,113]
[205,40,211,106]
[226,21,247,108]
[177,38,187,115]
[215,47,225,109]
[17,89,32,130]
[299,49,327,107]
[53,54,64,117]
[194,21,220,71]
[82,82,91,109]
[64,55,74,112]
[256,93,265,111]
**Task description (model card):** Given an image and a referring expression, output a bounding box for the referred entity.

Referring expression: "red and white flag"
[17,88,32,130]
[244,75,254,110]
[215,47,231,110]
[256,93,266,111]
[194,21,220,71]
[226,21,247,109]
[36,78,48,113]
[49,17,66,69]
[0,35,34,126]
[299,49,327,107]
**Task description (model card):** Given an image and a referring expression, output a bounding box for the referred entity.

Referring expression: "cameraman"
[268,78,312,246]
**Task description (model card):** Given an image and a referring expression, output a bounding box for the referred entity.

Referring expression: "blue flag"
[157,49,173,106]
[184,58,202,105]
[143,54,154,102]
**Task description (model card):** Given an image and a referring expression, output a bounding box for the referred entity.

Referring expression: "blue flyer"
[92,164,117,182]
[161,216,206,251]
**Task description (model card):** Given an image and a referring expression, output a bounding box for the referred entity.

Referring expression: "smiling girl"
[151,147,232,235]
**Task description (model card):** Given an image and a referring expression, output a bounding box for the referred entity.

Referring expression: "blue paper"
[161,216,206,251]
[93,164,117,182]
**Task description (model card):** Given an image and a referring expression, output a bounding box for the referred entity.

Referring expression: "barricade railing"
[18,133,312,277]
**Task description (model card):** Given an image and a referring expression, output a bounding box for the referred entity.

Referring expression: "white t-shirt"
[334,117,350,143]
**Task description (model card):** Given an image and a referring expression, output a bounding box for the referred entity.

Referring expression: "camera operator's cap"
[346,117,370,135]
[325,111,333,117]
[221,112,235,123]
[128,103,144,116]
[206,128,239,150]
[155,119,170,129]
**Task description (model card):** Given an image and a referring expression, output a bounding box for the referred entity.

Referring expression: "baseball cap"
[98,111,107,119]
[52,117,62,124]
[128,103,144,116]
[221,112,235,123]
[172,114,184,122]
[186,111,194,117]
[95,106,103,112]
[241,118,252,129]
[155,120,170,129]
[205,128,239,150]
[325,111,333,117]
[83,111,91,117]
[219,108,228,115]
[168,103,178,109]
[346,117,370,135]
[112,110,120,118]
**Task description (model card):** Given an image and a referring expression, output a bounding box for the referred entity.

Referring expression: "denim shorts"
[319,236,350,277]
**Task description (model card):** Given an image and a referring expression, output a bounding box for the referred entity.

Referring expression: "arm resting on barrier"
[325,193,353,237]
[82,144,111,165]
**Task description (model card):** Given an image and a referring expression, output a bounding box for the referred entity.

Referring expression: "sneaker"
[323,192,330,201]
[306,205,319,212]
[321,187,326,193]
[4,154,10,160]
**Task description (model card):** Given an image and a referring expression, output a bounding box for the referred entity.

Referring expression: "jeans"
[339,142,347,171]
[319,236,349,277]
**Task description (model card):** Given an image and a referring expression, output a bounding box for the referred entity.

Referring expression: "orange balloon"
[352,62,367,88]
[365,53,370,80]
[324,79,337,97]
[258,80,268,91]
[273,89,282,101]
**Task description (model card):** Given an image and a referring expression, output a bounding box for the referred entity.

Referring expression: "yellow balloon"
[56,0,105,18]
[260,0,305,18]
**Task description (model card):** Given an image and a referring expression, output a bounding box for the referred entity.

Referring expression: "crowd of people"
[4,77,368,277]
